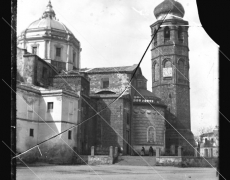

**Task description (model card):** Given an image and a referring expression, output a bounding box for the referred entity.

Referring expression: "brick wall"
[151,18,194,151]
[132,105,165,146]
[94,98,127,153]
[80,97,97,155]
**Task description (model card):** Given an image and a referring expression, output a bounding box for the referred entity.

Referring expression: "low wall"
[181,157,217,167]
[95,146,110,155]
[156,156,217,167]
[88,155,113,165]
[156,156,182,166]
[75,155,89,165]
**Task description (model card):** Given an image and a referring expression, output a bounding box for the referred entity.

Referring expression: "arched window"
[147,126,156,143]
[164,60,172,68]
[163,59,172,78]
[178,59,185,81]
[164,26,170,43]
[153,63,159,81]
[184,62,189,82]
[153,29,157,46]
[178,26,183,43]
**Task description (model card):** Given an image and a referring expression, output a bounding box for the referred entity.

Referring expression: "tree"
[194,125,215,144]
[197,126,214,136]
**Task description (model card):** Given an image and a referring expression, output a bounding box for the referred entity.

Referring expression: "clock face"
[163,67,172,77]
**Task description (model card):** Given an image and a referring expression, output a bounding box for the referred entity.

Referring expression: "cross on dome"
[42,0,56,19]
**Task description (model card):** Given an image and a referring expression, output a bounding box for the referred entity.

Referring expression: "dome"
[27,18,73,34]
[154,0,185,20]
[23,0,72,34]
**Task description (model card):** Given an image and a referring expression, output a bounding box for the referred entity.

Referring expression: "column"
[109,146,113,157]
[49,40,51,59]
[194,147,198,157]
[44,40,47,59]
[114,147,118,157]
[91,146,94,156]
[178,146,182,156]
[156,147,160,157]
[66,43,70,71]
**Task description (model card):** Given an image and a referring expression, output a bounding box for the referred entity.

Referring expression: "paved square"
[17,164,218,180]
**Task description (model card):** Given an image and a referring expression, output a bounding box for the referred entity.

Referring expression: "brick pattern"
[133,106,165,146]
[95,98,126,151]
[151,18,195,151]
[80,97,97,155]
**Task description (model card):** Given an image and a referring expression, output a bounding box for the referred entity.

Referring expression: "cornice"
[151,43,189,51]
[150,18,189,28]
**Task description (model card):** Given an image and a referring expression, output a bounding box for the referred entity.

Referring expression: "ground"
[17,164,218,180]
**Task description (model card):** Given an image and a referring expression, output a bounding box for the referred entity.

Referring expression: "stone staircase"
[115,156,156,166]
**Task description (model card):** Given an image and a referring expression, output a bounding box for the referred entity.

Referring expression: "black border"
[197,0,230,179]
[1,0,230,179]
[1,0,15,179]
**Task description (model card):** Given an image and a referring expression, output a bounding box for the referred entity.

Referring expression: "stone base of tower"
[165,129,195,155]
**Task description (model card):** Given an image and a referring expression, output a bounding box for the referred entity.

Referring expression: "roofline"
[17,83,79,98]
[90,93,130,99]
[22,53,58,72]
[80,64,138,74]
[17,84,41,94]
[85,71,135,74]
[133,102,167,108]
[53,74,90,82]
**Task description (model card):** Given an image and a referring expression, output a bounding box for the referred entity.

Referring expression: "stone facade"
[17,48,57,87]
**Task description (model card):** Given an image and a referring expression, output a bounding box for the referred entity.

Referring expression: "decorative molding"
[17,118,78,125]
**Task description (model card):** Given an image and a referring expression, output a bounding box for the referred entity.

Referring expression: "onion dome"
[154,0,185,20]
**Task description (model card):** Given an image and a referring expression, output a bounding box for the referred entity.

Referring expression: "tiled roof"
[135,89,161,100]
[136,74,147,80]
[80,64,138,74]
[134,89,165,106]
[17,83,76,94]
[48,84,75,92]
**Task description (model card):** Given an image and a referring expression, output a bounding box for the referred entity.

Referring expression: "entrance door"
[126,130,130,155]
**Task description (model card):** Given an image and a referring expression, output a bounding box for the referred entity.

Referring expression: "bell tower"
[151,0,195,152]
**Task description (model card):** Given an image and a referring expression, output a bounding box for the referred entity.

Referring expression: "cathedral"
[16,0,195,163]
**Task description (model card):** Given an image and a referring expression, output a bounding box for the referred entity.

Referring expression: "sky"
[17,0,218,136]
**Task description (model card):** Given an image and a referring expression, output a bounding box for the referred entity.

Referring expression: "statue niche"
[147,126,155,143]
